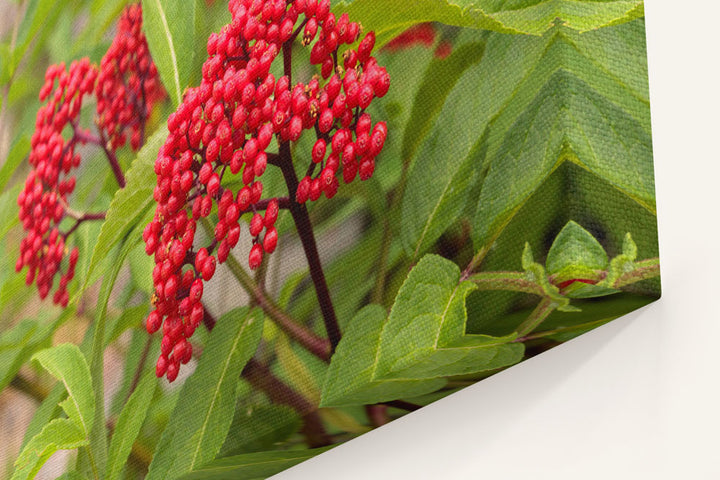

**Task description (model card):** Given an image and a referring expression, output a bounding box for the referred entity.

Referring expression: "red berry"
[146,311,162,334]
[249,243,263,270]
[250,213,264,236]
[156,355,168,378]
[201,256,216,281]
[263,227,278,253]
[296,176,311,203]
[264,199,279,226]
[166,361,179,382]
[312,139,326,163]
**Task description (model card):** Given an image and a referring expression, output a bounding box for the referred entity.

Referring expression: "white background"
[277,1,720,478]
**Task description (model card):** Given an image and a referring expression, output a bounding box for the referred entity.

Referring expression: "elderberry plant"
[15,4,162,307]
[0,1,660,479]
[143,0,389,381]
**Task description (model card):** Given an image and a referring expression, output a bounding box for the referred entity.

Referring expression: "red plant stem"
[202,308,331,447]
[366,405,389,427]
[74,127,126,188]
[276,140,342,352]
[242,358,332,447]
[384,400,422,412]
[124,336,153,403]
[223,255,332,361]
[274,42,342,352]
[63,211,106,238]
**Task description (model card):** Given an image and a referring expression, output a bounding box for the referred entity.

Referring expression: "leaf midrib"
[186,317,251,472]
[151,0,181,103]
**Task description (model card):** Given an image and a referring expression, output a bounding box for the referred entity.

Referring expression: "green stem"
[198,218,332,360]
[515,297,556,337]
[614,258,660,288]
[225,253,332,362]
[515,317,614,343]
[467,271,544,295]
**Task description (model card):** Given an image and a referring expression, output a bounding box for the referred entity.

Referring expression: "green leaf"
[521,243,579,312]
[141,0,197,106]
[83,235,139,478]
[0,134,30,192]
[334,0,643,46]
[105,304,149,346]
[400,31,486,163]
[546,220,608,282]
[322,255,524,407]
[0,308,74,393]
[31,344,94,436]
[375,254,523,379]
[321,305,446,407]
[12,418,88,480]
[106,372,157,480]
[54,472,90,480]
[178,447,333,480]
[398,35,488,259]
[9,0,64,79]
[83,127,165,292]
[600,232,639,287]
[471,20,655,252]
[146,308,264,480]
[20,383,65,450]
[219,404,301,456]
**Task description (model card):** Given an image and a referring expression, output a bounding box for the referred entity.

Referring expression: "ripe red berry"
[249,243,264,270]
[296,176,311,203]
[201,256,216,281]
[263,227,278,253]
[265,199,279,227]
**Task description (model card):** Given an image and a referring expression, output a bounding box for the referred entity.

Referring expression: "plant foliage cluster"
[0,0,658,478]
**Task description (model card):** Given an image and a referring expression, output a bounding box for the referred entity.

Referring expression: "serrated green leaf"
[334,0,643,47]
[375,254,523,379]
[146,308,264,480]
[83,127,165,292]
[323,256,523,406]
[178,447,333,480]
[321,305,446,407]
[12,418,88,480]
[106,372,157,480]
[546,220,608,282]
[82,235,139,478]
[31,344,94,436]
[400,31,486,163]
[219,404,301,457]
[561,282,619,299]
[141,0,197,106]
[399,36,488,259]
[472,20,654,252]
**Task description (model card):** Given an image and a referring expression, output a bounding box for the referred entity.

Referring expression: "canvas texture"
[0,0,659,478]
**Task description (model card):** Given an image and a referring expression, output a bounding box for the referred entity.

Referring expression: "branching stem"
[274,42,342,352]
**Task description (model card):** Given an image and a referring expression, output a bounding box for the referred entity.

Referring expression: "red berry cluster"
[16,4,161,307]
[96,3,163,151]
[15,60,98,307]
[144,0,389,381]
